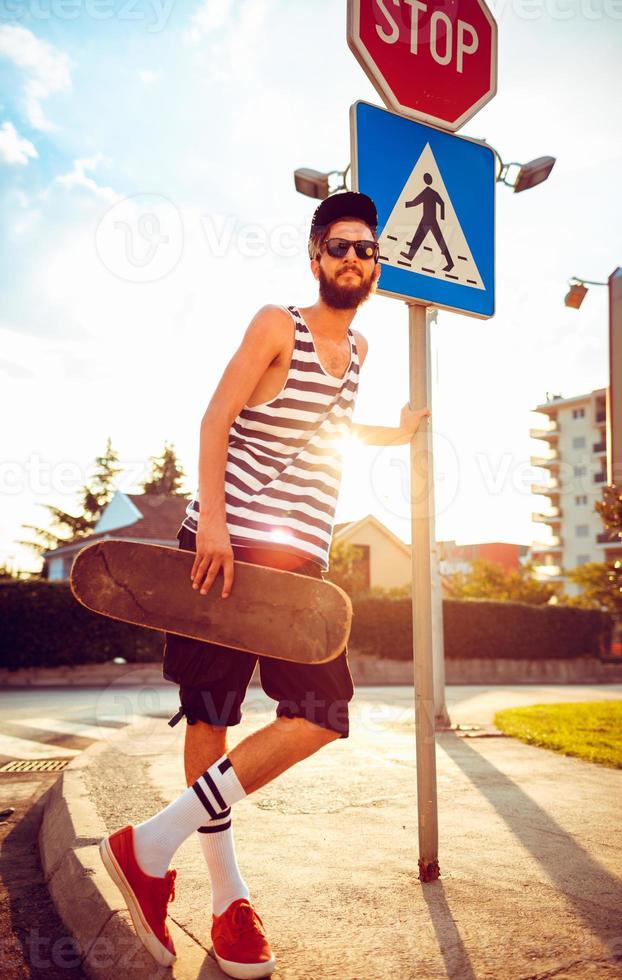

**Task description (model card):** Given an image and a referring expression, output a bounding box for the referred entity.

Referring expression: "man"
[99,192,431,978]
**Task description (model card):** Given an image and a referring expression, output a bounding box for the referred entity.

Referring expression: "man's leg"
[229,714,339,793]
[184,717,227,784]
[184,721,250,916]
[132,713,339,878]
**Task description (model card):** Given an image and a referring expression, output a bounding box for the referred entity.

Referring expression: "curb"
[39,724,209,978]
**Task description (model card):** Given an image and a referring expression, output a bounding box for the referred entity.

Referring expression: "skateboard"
[70,540,352,664]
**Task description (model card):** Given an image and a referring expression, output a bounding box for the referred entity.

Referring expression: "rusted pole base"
[418,857,441,883]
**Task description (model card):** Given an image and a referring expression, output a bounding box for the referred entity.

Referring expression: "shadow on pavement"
[438,733,622,963]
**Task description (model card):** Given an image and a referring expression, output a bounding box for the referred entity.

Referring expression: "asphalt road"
[1,681,620,978]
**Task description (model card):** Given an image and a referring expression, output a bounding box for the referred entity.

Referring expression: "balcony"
[533,564,564,580]
[531,538,563,555]
[531,479,561,496]
[593,440,606,454]
[594,472,607,483]
[597,530,621,545]
[530,451,560,469]
[532,508,562,525]
[530,423,560,442]
[595,409,606,423]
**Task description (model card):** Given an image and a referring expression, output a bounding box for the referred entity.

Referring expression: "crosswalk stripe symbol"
[377,142,485,290]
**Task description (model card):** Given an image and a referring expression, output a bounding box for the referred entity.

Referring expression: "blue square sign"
[351,101,495,318]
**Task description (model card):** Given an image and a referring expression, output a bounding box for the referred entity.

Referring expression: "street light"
[563,269,622,493]
[294,148,554,200]
[564,276,607,309]
[483,146,556,192]
[293,164,351,200]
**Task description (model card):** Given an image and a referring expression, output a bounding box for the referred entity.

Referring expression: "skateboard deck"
[70,540,352,664]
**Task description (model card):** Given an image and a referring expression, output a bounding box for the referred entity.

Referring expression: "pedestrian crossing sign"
[350,101,495,318]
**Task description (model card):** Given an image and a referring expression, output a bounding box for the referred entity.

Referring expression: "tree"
[18,437,122,561]
[559,483,622,614]
[325,539,368,596]
[141,442,189,497]
[445,557,556,605]
[559,561,622,615]
[595,482,622,538]
[0,560,19,580]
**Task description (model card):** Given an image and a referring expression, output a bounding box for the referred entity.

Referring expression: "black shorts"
[162,526,354,738]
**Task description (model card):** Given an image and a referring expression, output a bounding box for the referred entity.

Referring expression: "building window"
[576,555,590,565]
[572,407,585,419]
[574,495,587,506]
[48,557,65,581]
[575,525,589,537]
[573,466,586,477]
[350,544,371,591]
[572,436,586,449]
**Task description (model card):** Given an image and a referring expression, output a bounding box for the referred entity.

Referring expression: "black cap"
[308,191,378,258]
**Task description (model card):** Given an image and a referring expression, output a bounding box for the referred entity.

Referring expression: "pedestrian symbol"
[377,142,485,290]
[351,101,495,317]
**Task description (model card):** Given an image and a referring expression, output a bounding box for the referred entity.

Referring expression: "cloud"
[0,120,38,165]
[138,69,159,85]
[0,25,71,131]
[51,153,120,203]
[182,0,276,83]
[183,0,235,42]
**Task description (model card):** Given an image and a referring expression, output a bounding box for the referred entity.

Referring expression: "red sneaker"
[99,825,177,967]
[211,898,276,979]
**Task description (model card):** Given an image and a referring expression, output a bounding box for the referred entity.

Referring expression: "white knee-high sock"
[197,809,250,915]
[132,754,246,878]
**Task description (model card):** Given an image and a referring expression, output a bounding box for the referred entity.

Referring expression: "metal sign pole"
[407,300,440,882]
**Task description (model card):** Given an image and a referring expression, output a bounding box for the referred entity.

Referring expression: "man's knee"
[184,720,228,784]
[275,714,340,745]
[186,718,228,746]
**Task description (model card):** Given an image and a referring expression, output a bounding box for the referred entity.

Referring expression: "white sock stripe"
[192,778,219,818]
[196,774,228,815]
[213,755,247,806]
[197,807,231,831]
[203,769,227,811]
[197,819,232,834]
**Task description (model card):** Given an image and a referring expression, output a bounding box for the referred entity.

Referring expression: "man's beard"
[318,266,376,310]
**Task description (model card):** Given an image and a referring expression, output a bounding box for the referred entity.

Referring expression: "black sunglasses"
[321,238,379,261]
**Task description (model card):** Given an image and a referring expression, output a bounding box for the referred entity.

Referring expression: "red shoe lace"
[165,869,176,904]
[230,901,264,937]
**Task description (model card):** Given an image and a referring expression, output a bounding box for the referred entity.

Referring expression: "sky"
[0,0,620,572]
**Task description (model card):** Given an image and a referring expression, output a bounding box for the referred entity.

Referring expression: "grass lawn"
[493,701,622,769]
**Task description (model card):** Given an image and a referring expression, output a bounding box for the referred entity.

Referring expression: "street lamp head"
[482,144,557,192]
[293,168,330,200]
[294,164,351,201]
[564,281,588,309]
[563,274,608,308]
[513,156,556,193]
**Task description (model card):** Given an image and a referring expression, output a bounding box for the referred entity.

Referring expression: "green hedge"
[349,595,611,661]
[0,581,612,671]
[0,580,163,671]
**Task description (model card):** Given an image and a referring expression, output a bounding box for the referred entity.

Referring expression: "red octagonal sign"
[348,0,498,132]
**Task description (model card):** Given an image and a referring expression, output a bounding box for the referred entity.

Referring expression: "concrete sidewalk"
[41,687,622,979]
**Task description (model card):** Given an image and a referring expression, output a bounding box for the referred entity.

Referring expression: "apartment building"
[438,541,530,577]
[530,388,613,595]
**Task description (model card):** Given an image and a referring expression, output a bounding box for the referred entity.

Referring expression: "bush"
[0,581,612,671]
[350,594,611,661]
[0,580,163,671]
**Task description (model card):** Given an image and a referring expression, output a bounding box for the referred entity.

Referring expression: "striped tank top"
[183,305,359,571]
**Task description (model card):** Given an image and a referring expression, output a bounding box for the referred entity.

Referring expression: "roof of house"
[43,493,190,558]
[333,514,411,555]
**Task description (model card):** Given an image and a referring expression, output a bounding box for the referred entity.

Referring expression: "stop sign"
[347,0,498,132]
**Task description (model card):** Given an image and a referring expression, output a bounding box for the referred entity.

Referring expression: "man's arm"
[349,334,431,445]
[350,404,431,446]
[192,305,291,597]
